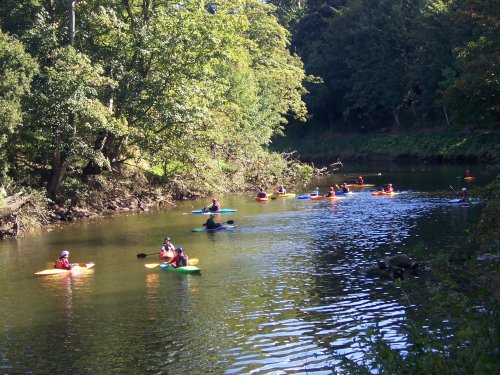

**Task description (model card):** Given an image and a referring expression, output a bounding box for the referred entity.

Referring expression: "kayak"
[371,191,398,196]
[255,197,269,202]
[269,193,296,198]
[463,176,475,181]
[310,195,346,200]
[334,191,354,196]
[191,208,237,214]
[449,198,466,203]
[297,194,310,199]
[160,264,201,274]
[191,224,237,233]
[35,263,95,276]
[346,184,375,189]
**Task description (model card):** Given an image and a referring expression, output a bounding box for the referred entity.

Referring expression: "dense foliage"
[0,0,310,201]
[269,0,499,131]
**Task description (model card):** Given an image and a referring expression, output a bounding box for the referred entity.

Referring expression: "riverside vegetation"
[0,1,498,372]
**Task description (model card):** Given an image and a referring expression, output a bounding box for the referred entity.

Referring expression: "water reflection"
[0,164,492,374]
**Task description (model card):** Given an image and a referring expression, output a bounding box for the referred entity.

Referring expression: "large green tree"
[0,29,38,184]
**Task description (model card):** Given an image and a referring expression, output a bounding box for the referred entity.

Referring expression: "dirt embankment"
[0,177,176,240]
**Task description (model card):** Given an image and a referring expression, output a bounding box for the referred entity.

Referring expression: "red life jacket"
[54,258,70,270]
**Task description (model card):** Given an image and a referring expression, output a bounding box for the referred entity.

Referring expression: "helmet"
[329,186,334,191]
[165,237,171,241]
[177,247,184,253]
[388,183,392,187]
[462,188,467,191]
[60,250,69,257]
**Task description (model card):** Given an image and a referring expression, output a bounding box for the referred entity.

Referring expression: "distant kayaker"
[204,197,221,212]
[277,185,287,194]
[357,176,364,185]
[257,187,268,198]
[341,183,350,193]
[465,169,471,178]
[310,187,320,196]
[325,186,335,197]
[166,247,189,268]
[160,237,176,261]
[204,214,223,230]
[460,188,468,200]
[385,183,394,193]
[54,250,75,270]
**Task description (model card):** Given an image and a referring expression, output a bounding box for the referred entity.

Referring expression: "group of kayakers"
[159,237,189,267]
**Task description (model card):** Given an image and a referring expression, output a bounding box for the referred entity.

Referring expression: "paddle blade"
[137,253,147,258]
[226,220,234,224]
[145,263,160,268]
[188,258,199,266]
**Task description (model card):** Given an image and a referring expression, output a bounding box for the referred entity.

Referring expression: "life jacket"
[257,192,267,198]
[326,191,334,197]
[210,202,221,211]
[54,258,70,270]
[160,248,174,260]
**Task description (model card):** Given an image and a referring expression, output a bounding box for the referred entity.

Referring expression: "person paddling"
[159,237,176,261]
[357,176,364,185]
[257,187,268,199]
[277,185,286,194]
[54,250,75,270]
[204,197,221,212]
[341,183,350,193]
[460,187,468,200]
[385,183,394,193]
[204,214,223,230]
[310,187,320,196]
[325,186,335,197]
[165,248,189,268]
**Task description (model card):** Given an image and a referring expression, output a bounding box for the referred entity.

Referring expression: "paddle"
[145,258,199,268]
[450,185,460,197]
[137,252,160,258]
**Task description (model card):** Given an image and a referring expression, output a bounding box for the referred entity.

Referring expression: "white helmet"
[60,250,69,257]
[462,188,467,192]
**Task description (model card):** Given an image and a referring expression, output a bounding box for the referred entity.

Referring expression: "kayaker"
[161,237,176,250]
[464,169,471,178]
[341,183,350,193]
[325,186,335,197]
[204,197,221,212]
[385,183,394,193]
[277,185,287,194]
[54,250,74,270]
[167,247,189,268]
[204,214,223,230]
[357,176,364,185]
[460,188,468,200]
[160,237,176,261]
[310,187,320,196]
[257,187,268,198]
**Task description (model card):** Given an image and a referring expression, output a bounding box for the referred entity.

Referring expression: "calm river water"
[0,163,493,374]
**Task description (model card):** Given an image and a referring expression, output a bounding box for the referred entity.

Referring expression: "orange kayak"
[371,191,398,196]
[255,197,269,202]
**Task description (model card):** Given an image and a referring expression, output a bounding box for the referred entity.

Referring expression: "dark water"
[0,163,492,374]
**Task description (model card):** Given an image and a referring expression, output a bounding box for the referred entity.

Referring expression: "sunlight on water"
[0,163,490,374]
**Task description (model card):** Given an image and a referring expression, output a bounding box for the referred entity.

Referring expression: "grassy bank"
[271,131,500,164]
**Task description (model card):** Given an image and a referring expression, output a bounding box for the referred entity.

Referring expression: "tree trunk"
[68,0,75,45]
[47,150,67,200]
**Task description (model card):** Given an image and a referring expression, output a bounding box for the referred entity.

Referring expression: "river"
[0,163,493,374]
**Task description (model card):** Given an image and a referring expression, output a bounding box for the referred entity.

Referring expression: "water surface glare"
[0,164,489,373]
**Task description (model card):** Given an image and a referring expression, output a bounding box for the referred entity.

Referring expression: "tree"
[0,30,38,184]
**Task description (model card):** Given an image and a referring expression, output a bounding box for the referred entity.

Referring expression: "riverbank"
[271,130,500,164]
